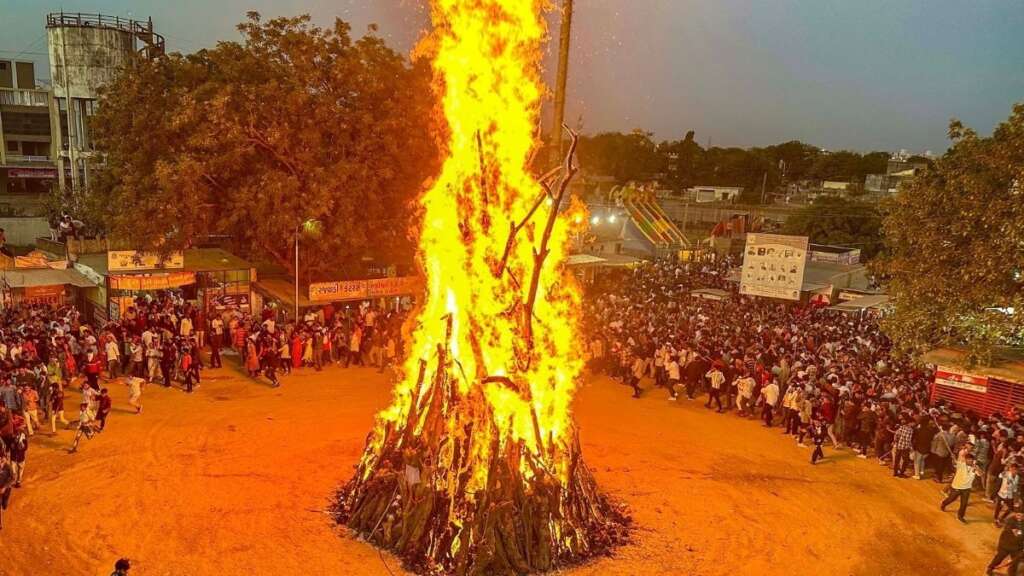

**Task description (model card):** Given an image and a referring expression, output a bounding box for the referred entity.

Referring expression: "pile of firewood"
[333,361,630,576]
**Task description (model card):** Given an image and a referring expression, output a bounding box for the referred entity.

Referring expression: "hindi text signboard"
[21,285,65,306]
[740,233,808,301]
[309,276,423,303]
[109,272,196,291]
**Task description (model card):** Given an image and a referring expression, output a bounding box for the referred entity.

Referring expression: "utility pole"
[760,171,768,204]
[294,225,300,323]
[550,0,574,167]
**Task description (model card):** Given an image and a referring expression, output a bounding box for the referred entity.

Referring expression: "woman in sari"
[245,338,260,377]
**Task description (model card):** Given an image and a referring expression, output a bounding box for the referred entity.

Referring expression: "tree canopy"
[874,104,1024,362]
[576,128,890,203]
[576,130,664,183]
[87,13,438,281]
[782,196,884,258]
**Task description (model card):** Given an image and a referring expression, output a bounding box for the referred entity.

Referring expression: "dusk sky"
[4,0,1022,152]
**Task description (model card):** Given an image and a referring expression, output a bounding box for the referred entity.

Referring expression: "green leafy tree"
[873,104,1024,362]
[577,129,664,183]
[88,13,438,281]
[782,196,884,257]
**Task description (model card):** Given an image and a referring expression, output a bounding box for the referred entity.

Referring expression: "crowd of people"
[2,255,1022,570]
[0,292,406,531]
[583,258,1024,572]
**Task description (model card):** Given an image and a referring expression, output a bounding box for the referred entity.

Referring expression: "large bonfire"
[333,1,630,574]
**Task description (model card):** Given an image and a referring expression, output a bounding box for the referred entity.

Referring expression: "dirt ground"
[2,362,998,576]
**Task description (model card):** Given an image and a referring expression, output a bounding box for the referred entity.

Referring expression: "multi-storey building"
[0,12,164,216]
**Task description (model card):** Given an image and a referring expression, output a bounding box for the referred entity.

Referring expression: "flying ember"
[332,0,629,574]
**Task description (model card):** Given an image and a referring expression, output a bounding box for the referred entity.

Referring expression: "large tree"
[782,196,884,258]
[88,13,438,281]
[874,104,1024,362]
[576,129,663,183]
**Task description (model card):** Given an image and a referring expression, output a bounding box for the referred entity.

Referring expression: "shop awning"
[566,254,607,267]
[0,268,96,288]
[828,294,891,313]
[594,253,644,268]
[253,277,314,309]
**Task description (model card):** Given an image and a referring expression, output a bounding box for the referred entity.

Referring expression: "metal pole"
[550,0,574,167]
[294,226,299,323]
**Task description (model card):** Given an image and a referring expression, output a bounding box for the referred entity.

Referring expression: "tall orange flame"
[337,2,629,572]
[373,0,581,489]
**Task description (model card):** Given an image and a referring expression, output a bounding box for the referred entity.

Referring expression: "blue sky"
[3,0,1021,152]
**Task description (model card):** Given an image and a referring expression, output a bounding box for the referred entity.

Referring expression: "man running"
[126,376,144,414]
[69,402,100,453]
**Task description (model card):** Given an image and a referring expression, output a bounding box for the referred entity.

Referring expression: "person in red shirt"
[95,388,113,431]
[84,353,103,391]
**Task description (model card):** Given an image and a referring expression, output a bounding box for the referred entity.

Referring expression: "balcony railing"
[4,154,53,164]
[46,12,166,56]
[0,87,50,107]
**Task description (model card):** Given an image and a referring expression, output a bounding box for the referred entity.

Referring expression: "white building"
[686,186,742,203]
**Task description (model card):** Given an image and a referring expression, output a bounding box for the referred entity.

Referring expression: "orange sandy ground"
[1,363,997,576]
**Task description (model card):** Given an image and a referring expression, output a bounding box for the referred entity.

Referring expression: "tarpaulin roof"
[0,268,96,288]
[253,277,314,309]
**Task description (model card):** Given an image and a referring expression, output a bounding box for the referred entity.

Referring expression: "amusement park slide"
[623,194,689,249]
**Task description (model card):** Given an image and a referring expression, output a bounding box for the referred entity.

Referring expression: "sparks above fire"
[333,1,630,574]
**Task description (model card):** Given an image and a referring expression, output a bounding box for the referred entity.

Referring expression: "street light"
[295,218,321,322]
[590,215,601,225]
[608,214,617,223]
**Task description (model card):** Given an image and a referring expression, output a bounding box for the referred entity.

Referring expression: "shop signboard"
[109,272,196,291]
[107,250,184,272]
[211,293,251,309]
[309,276,424,303]
[935,367,989,394]
[740,233,808,301]
[366,276,424,298]
[7,167,57,179]
[21,285,64,306]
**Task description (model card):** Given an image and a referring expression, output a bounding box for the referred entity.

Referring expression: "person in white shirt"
[995,463,1020,525]
[940,448,984,523]
[179,315,193,338]
[211,317,224,337]
[736,372,756,416]
[104,338,120,380]
[69,402,99,453]
[653,344,667,389]
[126,376,144,414]
[761,379,780,427]
[705,366,725,412]
[666,356,681,400]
